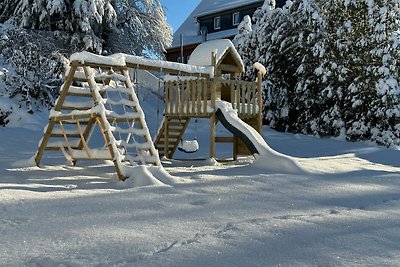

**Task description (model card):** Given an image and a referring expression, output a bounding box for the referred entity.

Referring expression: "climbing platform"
[34,55,161,181]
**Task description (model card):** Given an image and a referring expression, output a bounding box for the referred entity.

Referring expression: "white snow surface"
[2,82,400,266]
[188,39,244,72]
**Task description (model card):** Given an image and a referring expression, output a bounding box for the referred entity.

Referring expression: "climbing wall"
[35,57,161,180]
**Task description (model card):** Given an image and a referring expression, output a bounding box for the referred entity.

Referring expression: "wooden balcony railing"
[164,78,260,118]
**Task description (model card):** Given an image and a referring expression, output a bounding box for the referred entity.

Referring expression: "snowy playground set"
[34,39,301,180]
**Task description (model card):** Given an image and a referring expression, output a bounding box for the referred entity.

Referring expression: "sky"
[160,0,201,32]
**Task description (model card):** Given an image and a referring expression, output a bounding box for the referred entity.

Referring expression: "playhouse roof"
[188,39,244,74]
[170,0,263,48]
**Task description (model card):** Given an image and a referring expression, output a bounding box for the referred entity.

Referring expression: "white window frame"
[214,16,221,30]
[233,12,240,26]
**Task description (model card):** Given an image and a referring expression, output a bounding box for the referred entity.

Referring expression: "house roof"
[169,0,263,48]
[188,39,244,74]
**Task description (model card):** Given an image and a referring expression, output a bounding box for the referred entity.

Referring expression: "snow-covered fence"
[163,78,260,118]
[164,78,211,117]
[222,79,260,118]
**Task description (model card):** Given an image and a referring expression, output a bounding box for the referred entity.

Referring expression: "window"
[233,12,240,26]
[214,16,221,30]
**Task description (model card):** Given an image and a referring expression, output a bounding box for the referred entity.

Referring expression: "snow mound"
[11,156,36,168]
[120,165,180,187]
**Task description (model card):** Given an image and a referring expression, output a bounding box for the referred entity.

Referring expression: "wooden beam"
[215,136,234,143]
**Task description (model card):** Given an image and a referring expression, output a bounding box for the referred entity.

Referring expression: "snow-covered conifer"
[2,0,172,55]
[235,0,400,146]
[108,0,172,56]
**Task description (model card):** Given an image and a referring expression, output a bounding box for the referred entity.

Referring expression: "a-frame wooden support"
[35,59,161,181]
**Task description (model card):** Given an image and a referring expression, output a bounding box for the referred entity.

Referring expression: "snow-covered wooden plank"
[70,149,112,160]
[112,127,148,136]
[105,99,137,107]
[61,100,95,110]
[70,51,126,67]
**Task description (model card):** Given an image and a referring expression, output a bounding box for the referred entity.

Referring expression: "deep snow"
[1,106,400,266]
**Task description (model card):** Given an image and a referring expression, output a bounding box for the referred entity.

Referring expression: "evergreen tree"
[108,0,172,56]
[318,0,400,145]
[0,0,172,55]
[235,0,400,146]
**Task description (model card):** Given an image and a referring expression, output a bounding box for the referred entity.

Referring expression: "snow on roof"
[170,0,263,48]
[188,39,244,72]
[195,0,263,18]
[172,28,239,48]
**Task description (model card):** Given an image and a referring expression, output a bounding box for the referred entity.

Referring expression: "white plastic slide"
[215,100,305,174]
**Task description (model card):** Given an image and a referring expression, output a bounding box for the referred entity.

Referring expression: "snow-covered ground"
[1,100,400,266]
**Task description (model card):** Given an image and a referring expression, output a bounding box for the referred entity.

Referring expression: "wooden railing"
[164,78,260,118]
[164,78,211,117]
[222,79,260,118]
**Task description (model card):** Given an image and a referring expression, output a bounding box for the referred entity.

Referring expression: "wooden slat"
[67,92,92,97]
[190,81,197,114]
[175,81,179,114]
[186,80,190,114]
[235,83,240,113]
[49,133,81,138]
[51,113,97,122]
[45,146,79,151]
[180,80,184,115]
[62,120,90,125]
[165,81,169,115]
[203,79,207,114]
[241,84,246,115]
[215,137,234,143]
[247,84,251,115]
[197,80,202,114]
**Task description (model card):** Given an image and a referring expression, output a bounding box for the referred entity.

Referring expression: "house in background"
[165,0,285,63]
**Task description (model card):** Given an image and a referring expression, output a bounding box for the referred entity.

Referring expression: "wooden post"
[210,52,217,160]
[210,115,216,159]
[35,64,78,166]
[257,71,263,134]
[164,116,169,158]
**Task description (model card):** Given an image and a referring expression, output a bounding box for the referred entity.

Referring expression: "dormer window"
[214,16,221,30]
[233,12,240,26]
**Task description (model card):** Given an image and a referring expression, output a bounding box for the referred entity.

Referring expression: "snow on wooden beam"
[69,51,215,78]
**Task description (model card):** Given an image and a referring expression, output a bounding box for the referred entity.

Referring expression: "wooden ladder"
[154,117,190,158]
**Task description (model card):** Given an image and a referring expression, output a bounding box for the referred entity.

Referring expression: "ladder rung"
[45,146,79,151]
[49,134,81,138]
[158,137,179,143]
[67,92,93,97]
[159,132,180,138]
[168,128,183,133]
[61,106,93,111]
[107,117,138,123]
[156,144,175,148]
[169,122,187,126]
[107,111,142,120]
[62,120,91,125]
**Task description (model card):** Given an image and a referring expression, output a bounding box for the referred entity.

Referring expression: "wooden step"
[49,133,81,138]
[45,146,79,151]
